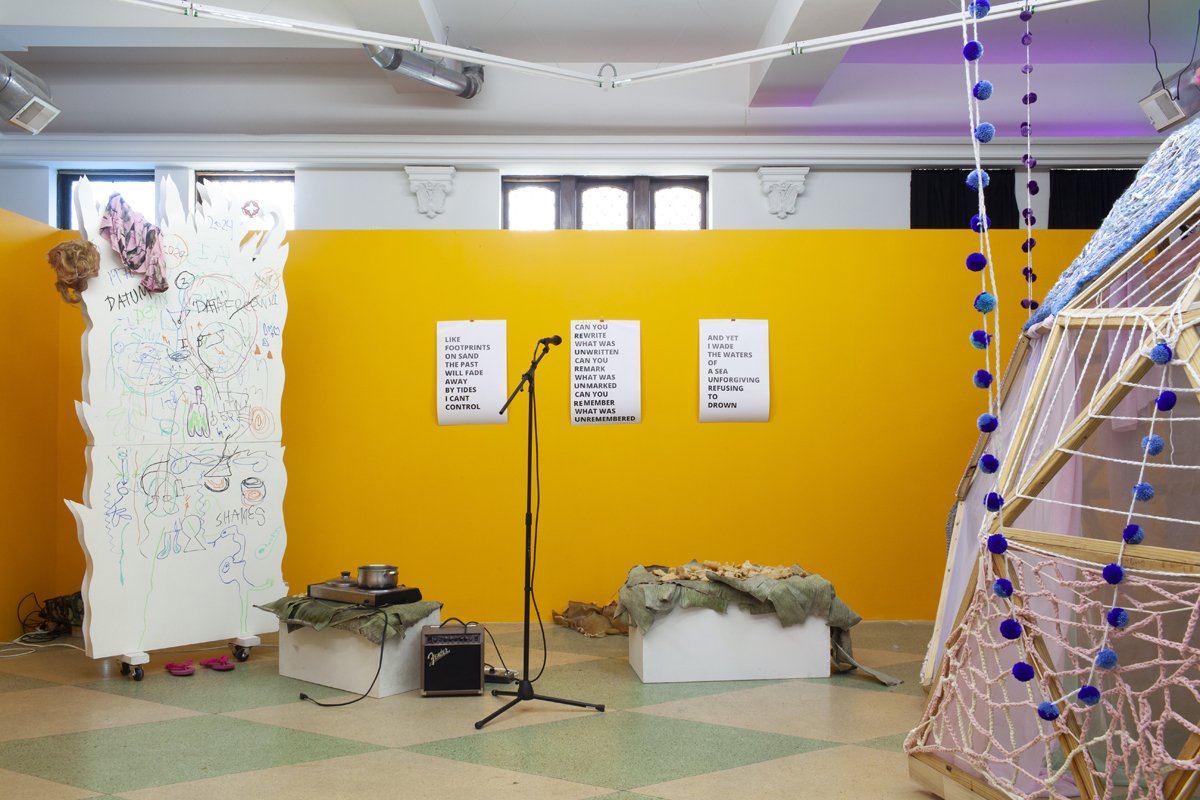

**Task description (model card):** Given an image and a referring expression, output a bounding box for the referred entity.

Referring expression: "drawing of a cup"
[241,476,266,505]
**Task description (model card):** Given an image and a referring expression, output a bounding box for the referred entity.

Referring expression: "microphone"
[539,335,563,346]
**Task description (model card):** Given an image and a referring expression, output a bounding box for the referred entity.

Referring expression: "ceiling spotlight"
[0,54,60,134]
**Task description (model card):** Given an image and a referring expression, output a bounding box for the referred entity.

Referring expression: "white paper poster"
[437,320,508,425]
[570,320,641,425]
[699,319,770,422]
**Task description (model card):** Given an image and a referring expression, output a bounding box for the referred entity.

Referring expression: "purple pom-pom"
[1078,685,1100,706]
[1037,701,1059,721]
[1022,206,1035,221]
[1020,8,1034,22]
[1095,648,1118,669]
[1149,342,1173,364]
[1023,92,1038,105]
[1028,179,1040,195]
[967,252,988,272]
[970,213,992,233]
[1020,121,1032,138]
[980,453,1000,473]
[970,330,992,349]
[1021,32,1034,46]
[1000,619,1022,640]
[978,413,998,433]
[975,292,997,313]
[974,122,996,143]
[1107,607,1130,628]
[1021,238,1037,253]
[1022,63,1034,74]
[993,577,1013,597]
[967,169,990,191]
[985,493,1005,513]
[1133,482,1154,502]
[1020,298,1040,310]
[1012,661,1035,682]
[974,369,994,389]
[1157,391,1177,412]
[1122,524,1145,545]
[1142,434,1165,456]
[1102,563,1125,585]
[964,40,984,61]
[973,80,993,100]
[968,0,991,18]
[987,533,1008,553]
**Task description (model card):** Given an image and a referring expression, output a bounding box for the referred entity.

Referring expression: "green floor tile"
[858,731,911,752]
[0,672,56,692]
[79,659,348,712]
[589,793,667,800]
[808,658,925,697]
[490,625,630,659]
[0,714,382,795]
[408,710,835,791]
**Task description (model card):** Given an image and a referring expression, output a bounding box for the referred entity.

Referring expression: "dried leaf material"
[655,560,807,583]
[553,600,629,637]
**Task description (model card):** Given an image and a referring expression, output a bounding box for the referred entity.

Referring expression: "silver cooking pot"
[357,564,398,589]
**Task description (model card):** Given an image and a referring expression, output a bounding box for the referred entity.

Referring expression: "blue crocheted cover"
[1025,117,1200,330]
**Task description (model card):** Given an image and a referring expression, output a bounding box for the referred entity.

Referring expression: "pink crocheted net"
[97,193,168,293]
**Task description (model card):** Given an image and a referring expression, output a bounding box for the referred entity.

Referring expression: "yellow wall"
[29,225,1094,627]
[0,210,72,641]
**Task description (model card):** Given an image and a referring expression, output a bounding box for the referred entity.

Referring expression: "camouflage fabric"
[256,596,442,644]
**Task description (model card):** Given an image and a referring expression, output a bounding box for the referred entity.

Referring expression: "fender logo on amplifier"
[421,623,484,696]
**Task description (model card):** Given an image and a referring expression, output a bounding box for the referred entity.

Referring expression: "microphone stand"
[475,339,605,729]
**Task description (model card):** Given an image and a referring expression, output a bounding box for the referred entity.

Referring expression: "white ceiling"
[1,0,1197,140]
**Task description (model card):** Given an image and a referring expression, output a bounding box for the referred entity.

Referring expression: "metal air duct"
[363,44,483,99]
[0,55,60,134]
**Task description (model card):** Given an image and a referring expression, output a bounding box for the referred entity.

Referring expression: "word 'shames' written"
[436,320,508,426]
[570,320,642,425]
[699,319,770,422]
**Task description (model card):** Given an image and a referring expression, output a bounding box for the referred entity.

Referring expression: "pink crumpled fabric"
[97,193,169,293]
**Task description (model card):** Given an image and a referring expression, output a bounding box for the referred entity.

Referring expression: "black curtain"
[910,169,1019,229]
[1048,169,1138,229]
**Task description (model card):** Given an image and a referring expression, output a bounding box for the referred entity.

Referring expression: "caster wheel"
[132,666,144,681]
[233,646,250,662]
[120,662,131,676]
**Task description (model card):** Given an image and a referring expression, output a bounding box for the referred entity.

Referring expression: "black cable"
[481,625,510,673]
[1177,8,1200,99]
[298,608,388,707]
[1148,0,1168,92]
[528,345,549,683]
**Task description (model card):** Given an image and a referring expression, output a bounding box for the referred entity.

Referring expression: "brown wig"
[47,239,101,305]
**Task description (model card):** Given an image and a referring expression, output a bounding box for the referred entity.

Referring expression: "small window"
[57,171,155,230]
[653,183,704,230]
[503,176,707,230]
[505,184,558,230]
[580,182,632,230]
[195,171,296,231]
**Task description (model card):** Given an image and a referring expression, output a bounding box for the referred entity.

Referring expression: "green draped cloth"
[616,563,900,686]
[256,596,443,645]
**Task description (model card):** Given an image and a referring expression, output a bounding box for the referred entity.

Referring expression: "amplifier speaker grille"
[421,623,484,696]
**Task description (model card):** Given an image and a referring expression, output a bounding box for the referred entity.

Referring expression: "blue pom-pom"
[1000,618,1022,640]
[963,40,984,61]
[1157,391,1178,412]
[1133,482,1155,502]
[966,252,988,272]
[1078,685,1100,706]
[975,292,997,313]
[980,454,1000,473]
[968,0,991,18]
[978,413,999,433]
[1095,648,1118,669]
[970,330,991,349]
[984,493,1005,514]
[1037,701,1060,721]
[974,122,996,143]
[1122,524,1145,545]
[1142,434,1165,456]
[974,369,993,389]
[1102,563,1125,585]
[1150,342,1173,365]
[966,169,990,191]
[970,213,991,232]
[987,533,1008,553]
[972,80,993,100]
[1012,661,1035,682]
[1107,607,1129,628]
[993,578,1013,598]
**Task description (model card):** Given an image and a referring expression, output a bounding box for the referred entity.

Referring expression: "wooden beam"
[908,752,1016,800]
[1164,731,1200,800]
[957,337,1033,500]
[1005,528,1200,574]
[1056,308,1173,329]
[922,504,967,690]
[1178,326,1200,394]
[995,324,1065,501]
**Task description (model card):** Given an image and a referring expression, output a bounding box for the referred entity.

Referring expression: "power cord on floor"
[299,607,388,707]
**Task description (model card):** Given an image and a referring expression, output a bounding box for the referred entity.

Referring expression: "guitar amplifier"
[421,622,484,696]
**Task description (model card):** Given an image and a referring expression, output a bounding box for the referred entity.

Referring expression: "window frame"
[56,170,155,230]
[502,175,708,230]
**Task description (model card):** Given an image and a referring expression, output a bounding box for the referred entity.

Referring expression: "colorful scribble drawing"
[67,177,288,659]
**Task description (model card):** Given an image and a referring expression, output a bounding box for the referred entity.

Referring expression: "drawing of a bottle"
[187,386,210,438]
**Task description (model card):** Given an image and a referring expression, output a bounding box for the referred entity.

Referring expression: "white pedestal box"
[629,604,830,683]
[278,608,440,698]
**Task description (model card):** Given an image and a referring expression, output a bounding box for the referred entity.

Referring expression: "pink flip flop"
[200,655,235,672]
[165,660,195,676]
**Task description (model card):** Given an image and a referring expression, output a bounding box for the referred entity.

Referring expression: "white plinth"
[629,604,830,683]
[278,608,440,698]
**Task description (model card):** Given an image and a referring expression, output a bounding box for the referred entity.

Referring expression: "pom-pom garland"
[1020,8,1034,21]
[967,169,990,191]
[1157,391,1178,412]
[973,369,994,389]
[1149,342,1173,365]
[967,252,988,272]
[970,330,992,349]
[1022,154,1037,168]
[1142,434,1165,456]
[1107,607,1130,628]
[1012,661,1035,682]
[1021,238,1037,253]
[978,413,999,433]
[1122,524,1145,545]
[1078,685,1101,706]
[1020,298,1040,310]
[974,122,996,143]
[970,213,992,232]
[1021,32,1034,46]
[1022,92,1038,105]
[984,493,1005,513]
[993,577,1013,598]
[1000,619,1022,640]
[1102,563,1125,585]
[1020,121,1031,137]
[987,532,1008,553]
[1095,648,1118,669]
[1037,701,1059,721]
[1021,63,1033,74]
[975,292,998,313]
[979,453,1000,473]
[973,80,994,100]
[968,0,991,18]
[1133,482,1155,502]
[1027,179,1040,194]
[964,40,984,61]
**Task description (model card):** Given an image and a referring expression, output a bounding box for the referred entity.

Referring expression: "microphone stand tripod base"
[474,678,605,729]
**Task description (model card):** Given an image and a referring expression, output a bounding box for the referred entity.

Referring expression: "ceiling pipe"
[0,54,60,134]
[363,44,483,99]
